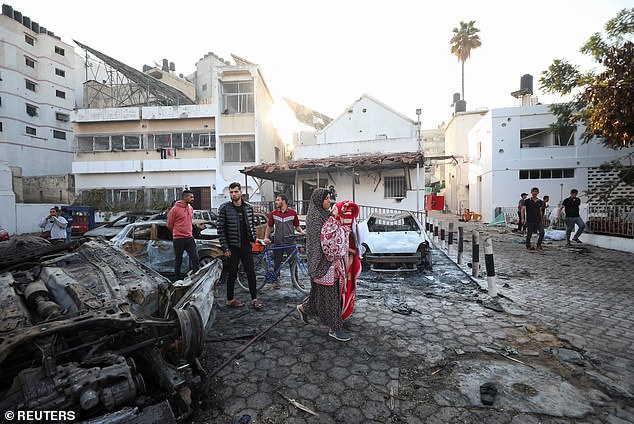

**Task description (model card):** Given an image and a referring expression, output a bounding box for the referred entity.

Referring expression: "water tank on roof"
[22,16,30,28]
[521,74,533,95]
[162,59,169,71]
[39,26,47,33]
[142,64,150,72]
[31,21,39,32]
[2,4,13,18]
[13,10,22,22]
[452,93,461,104]
[169,62,175,72]
[455,100,466,113]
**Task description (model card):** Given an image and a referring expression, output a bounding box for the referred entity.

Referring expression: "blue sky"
[14,0,632,128]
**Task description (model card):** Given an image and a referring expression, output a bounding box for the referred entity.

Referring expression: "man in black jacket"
[218,182,263,309]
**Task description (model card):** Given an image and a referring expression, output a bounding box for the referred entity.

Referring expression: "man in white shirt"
[39,207,68,244]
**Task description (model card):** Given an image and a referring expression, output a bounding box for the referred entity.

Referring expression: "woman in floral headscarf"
[296,187,358,342]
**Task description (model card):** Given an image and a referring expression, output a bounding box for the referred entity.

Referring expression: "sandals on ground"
[226,299,245,308]
[251,299,264,310]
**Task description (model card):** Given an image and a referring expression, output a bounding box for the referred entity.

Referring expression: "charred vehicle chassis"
[0,237,222,422]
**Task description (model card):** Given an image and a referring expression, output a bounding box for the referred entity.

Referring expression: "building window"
[53,130,66,140]
[56,112,69,122]
[55,68,66,77]
[54,46,65,56]
[56,90,66,99]
[554,127,575,146]
[25,56,35,68]
[520,128,575,148]
[519,168,575,179]
[202,83,207,91]
[26,126,36,135]
[26,104,38,117]
[25,79,36,91]
[25,34,34,45]
[224,140,255,162]
[0,122,3,131]
[221,81,254,114]
[384,176,406,198]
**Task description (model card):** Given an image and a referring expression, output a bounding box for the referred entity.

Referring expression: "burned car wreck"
[0,237,222,422]
[357,211,433,271]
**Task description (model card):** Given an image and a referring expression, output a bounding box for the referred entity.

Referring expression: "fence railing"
[249,201,426,226]
[497,205,634,238]
[496,206,565,230]
[586,205,634,238]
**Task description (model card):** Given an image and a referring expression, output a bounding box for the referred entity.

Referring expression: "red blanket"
[332,201,361,320]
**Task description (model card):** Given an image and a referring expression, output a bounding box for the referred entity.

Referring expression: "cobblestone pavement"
[196,219,634,424]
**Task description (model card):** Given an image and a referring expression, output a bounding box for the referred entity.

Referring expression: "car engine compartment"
[0,237,222,423]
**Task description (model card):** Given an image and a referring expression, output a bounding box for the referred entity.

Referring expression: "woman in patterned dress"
[296,187,352,342]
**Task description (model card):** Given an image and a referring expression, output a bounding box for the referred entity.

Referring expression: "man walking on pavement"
[557,188,586,246]
[218,182,263,310]
[263,194,305,289]
[167,190,200,280]
[521,187,545,252]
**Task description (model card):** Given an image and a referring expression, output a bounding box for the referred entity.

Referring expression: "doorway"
[301,179,328,214]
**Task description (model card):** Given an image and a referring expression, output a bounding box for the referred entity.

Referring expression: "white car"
[357,211,432,271]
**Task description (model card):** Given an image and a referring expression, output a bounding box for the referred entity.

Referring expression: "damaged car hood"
[0,238,222,422]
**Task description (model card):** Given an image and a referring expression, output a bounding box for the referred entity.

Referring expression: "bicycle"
[235,234,310,294]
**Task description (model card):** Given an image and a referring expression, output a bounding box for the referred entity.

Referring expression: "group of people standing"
[517,188,586,251]
[214,183,358,342]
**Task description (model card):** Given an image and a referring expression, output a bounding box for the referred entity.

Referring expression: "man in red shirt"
[167,190,199,280]
[263,194,305,288]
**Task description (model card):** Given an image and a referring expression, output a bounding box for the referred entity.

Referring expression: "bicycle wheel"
[290,253,310,294]
[236,252,270,292]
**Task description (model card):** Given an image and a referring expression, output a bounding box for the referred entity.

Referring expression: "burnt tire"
[418,245,433,270]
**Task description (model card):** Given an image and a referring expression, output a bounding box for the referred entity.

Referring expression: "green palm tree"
[450,20,482,101]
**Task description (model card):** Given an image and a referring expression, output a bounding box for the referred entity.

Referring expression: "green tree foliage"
[450,20,482,101]
[540,8,634,149]
[539,8,634,203]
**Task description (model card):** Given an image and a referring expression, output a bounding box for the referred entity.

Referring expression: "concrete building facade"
[442,109,488,214]
[0,5,75,178]
[287,94,426,211]
[71,51,282,211]
[468,104,634,222]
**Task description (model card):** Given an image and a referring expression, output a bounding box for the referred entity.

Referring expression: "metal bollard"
[433,220,439,244]
[440,221,446,250]
[484,237,497,296]
[472,230,480,277]
[457,226,464,265]
[448,222,454,255]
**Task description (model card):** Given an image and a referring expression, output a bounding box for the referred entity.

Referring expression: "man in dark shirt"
[557,189,586,246]
[263,194,305,288]
[521,187,545,251]
[217,182,262,309]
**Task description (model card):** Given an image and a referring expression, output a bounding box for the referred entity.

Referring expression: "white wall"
[15,204,54,234]
[0,12,75,176]
[469,104,634,221]
[313,96,415,145]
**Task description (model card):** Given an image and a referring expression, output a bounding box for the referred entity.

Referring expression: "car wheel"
[199,256,215,267]
[361,244,371,272]
[418,245,433,270]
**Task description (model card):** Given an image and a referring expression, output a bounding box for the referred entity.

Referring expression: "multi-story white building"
[0,5,75,178]
[71,47,282,211]
[442,108,488,214]
[468,103,634,222]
